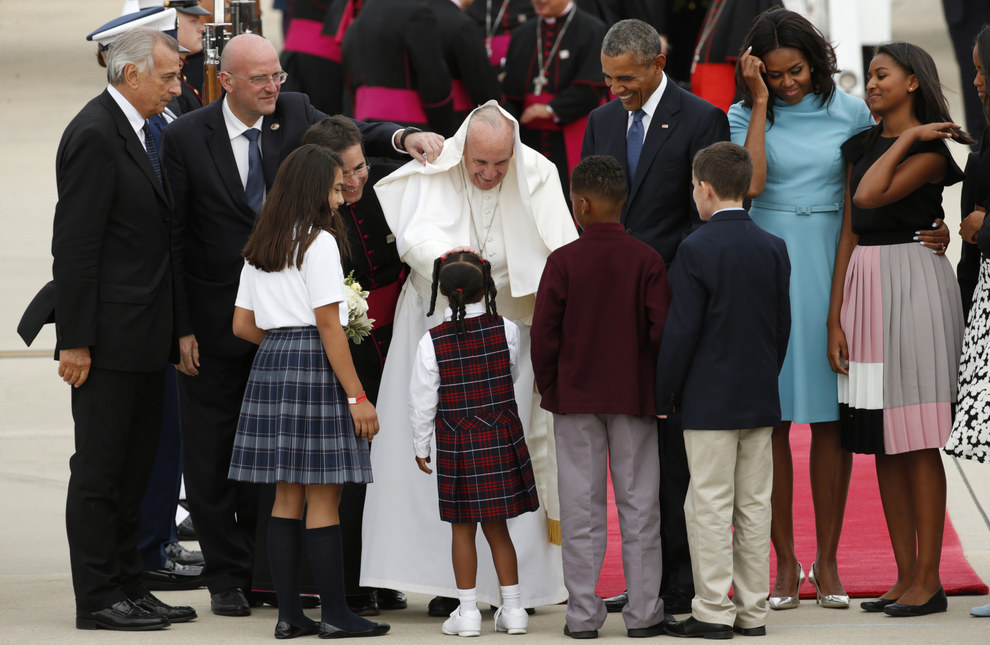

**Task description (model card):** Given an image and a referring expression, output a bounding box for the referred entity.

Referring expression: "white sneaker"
[442,607,482,637]
[494,606,528,635]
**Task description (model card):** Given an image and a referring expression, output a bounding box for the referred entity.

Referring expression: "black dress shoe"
[275,620,319,639]
[164,541,206,567]
[211,587,252,616]
[628,619,670,638]
[142,558,206,591]
[563,624,598,639]
[376,588,407,610]
[883,587,948,617]
[733,624,766,636]
[133,592,197,623]
[664,616,733,639]
[428,595,459,617]
[76,599,170,631]
[176,515,197,541]
[603,591,628,613]
[861,597,897,612]
[318,621,390,638]
[347,593,380,616]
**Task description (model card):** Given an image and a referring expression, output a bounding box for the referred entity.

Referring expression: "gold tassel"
[546,516,562,546]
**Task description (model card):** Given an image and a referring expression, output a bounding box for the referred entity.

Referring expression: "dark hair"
[736,8,837,126]
[426,252,498,337]
[242,144,348,271]
[869,41,976,145]
[692,142,753,201]
[571,155,626,205]
[602,19,661,67]
[976,25,990,122]
[301,115,364,153]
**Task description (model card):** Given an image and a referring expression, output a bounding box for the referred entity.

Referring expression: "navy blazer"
[655,209,791,430]
[581,80,729,266]
[160,92,399,357]
[49,90,175,371]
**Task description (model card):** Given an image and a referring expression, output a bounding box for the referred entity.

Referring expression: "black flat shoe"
[376,589,407,610]
[664,616,733,639]
[628,620,670,638]
[133,592,197,623]
[861,597,897,612]
[733,624,766,636]
[427,595,459,617]
[883,588,948,617]
[318,621,390,638]
[211,587,252,617]
[603,591,628,613]
[275,620,319,639]
[563,624,598,639]
[76,599,170,631]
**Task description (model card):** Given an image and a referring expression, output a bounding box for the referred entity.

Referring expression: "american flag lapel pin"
[661,124,669,128]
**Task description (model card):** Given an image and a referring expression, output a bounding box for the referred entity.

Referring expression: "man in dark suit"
[580,18,729,614]
[160,32,441,618]
[53,27,195,631]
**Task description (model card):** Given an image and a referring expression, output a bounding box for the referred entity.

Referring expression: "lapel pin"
[661,124,669,128]
[270,123,280,131]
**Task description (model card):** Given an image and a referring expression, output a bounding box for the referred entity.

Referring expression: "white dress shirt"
[222,96,265,190]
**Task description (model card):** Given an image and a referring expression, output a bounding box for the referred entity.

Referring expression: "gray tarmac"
[1,0,989,643]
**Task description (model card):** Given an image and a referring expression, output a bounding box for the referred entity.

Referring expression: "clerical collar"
[543,1,574,24]
[449,0,463,7]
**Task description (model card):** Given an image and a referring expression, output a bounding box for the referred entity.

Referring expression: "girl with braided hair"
[409,251,539,637]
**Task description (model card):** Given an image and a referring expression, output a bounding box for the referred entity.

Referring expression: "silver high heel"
[809,561,849,608]
[768,562,804,610]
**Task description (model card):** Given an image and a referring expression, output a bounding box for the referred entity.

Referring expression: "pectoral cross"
[533,72,548,96]
[485,37,493,59]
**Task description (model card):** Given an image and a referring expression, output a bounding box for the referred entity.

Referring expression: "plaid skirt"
[435,409,540,523]
[228,326,373,485]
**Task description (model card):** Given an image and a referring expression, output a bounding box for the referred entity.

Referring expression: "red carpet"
[595,424,988,599]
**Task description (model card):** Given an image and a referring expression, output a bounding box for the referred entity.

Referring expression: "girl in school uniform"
[227,144,389,640]
[409,251,539,637]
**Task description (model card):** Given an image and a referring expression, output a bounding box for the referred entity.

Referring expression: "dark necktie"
[626,108,646,183]
[142,120,162,184]
[243,128,264,212]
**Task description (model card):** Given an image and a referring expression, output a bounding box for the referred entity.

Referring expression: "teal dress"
[728,91,874,423]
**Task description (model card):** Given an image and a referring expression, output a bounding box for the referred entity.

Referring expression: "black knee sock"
[305,525,377,630]
[268,517,313,627]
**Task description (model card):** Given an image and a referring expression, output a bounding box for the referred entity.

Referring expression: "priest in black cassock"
[427,0,501,125]
[343,0,458,136]
[279,0,347,116]
[466,0,536,69]
[502,0,608,196]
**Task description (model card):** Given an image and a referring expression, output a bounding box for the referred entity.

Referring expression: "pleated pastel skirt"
[837,243,963,454]
[228,326,373,485]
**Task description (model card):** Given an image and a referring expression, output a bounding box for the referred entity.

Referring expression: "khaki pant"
[683,427,772,629]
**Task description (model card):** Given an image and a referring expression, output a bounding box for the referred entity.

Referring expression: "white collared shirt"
[222,96,265,190]
[107,84,150,152]
[544,1,574,24]
[625,71,667,142]
[408,302,520,458]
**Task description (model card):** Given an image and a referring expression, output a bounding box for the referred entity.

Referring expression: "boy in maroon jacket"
[531,155,672,639]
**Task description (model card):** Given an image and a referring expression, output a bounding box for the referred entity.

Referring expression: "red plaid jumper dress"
[429,315,540,523]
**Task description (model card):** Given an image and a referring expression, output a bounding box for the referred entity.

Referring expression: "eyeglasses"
[225,71,289,87]
[343,164,371,180]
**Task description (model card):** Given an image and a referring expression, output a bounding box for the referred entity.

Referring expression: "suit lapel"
[628,81,681,205]
[204,102,252,211]
[261,111,283,189]
[100,92,170,205]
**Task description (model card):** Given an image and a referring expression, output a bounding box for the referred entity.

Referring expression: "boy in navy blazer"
[656,142,790,639]
[532,155,671,639]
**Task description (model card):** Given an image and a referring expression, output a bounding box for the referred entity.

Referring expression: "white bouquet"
[344,271,375,344]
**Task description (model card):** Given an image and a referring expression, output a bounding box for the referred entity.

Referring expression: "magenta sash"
[283,18,341,62]
[523,93,587,174]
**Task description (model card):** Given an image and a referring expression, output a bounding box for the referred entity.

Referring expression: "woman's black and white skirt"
[228,326,373,485]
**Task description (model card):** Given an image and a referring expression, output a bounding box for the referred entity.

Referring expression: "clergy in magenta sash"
[360,102,575,607]
[502,0,608,195]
